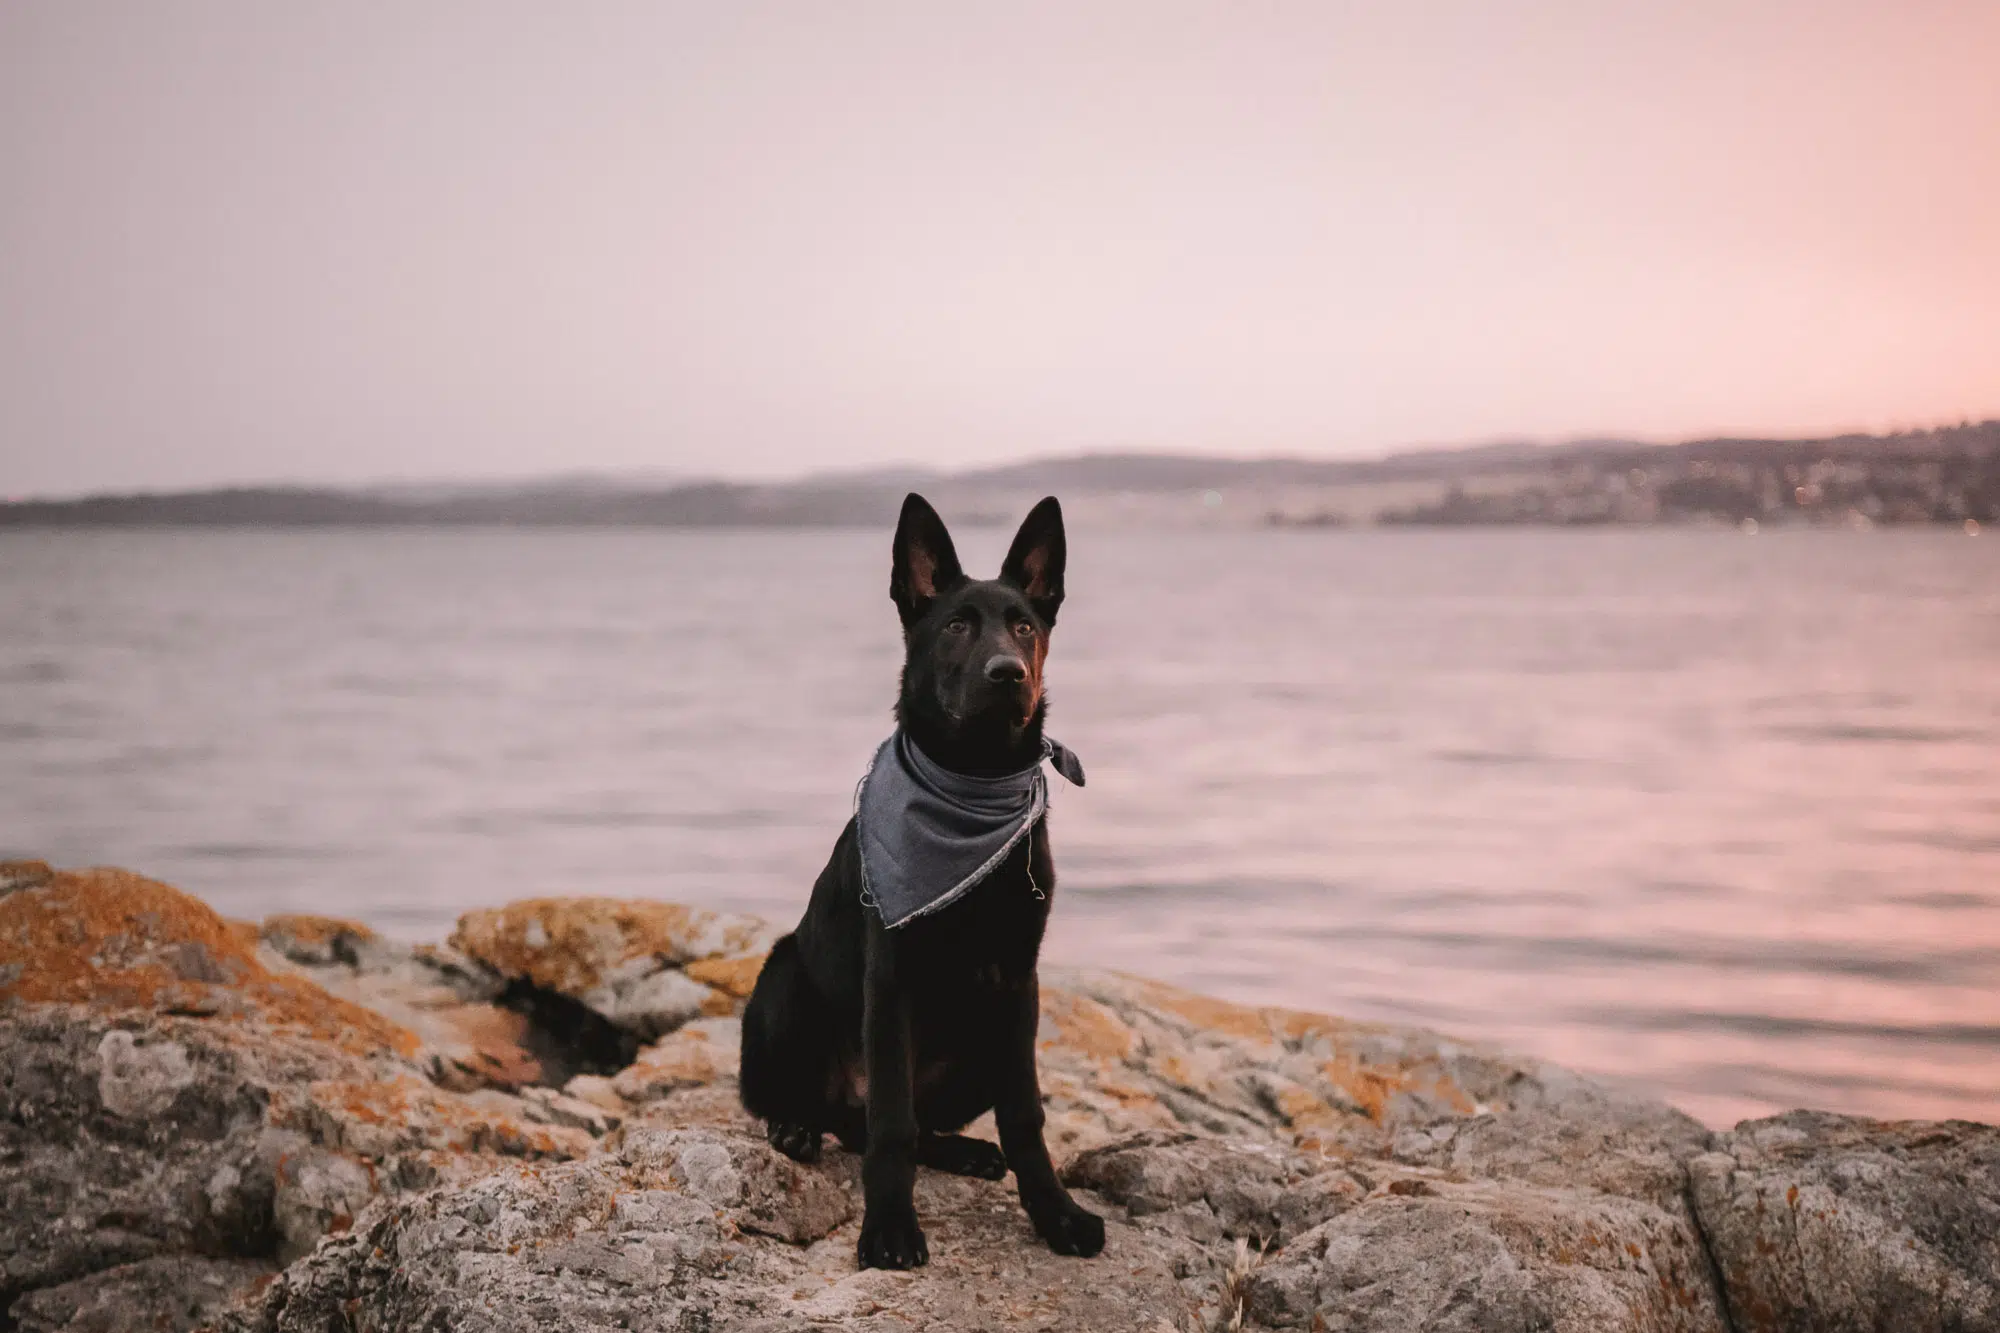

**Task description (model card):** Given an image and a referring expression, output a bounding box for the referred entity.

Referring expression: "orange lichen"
[1317,1057,1402,1122]
[1270,1082,1343,1127]
[1266,1006,1375,1047]
[1089,1075,1167,1109]
[1271,1004,1481,1122]
[424,1004,545,1089]
[1114,974,1278,1045]
[684,953,767,999]
[612,1022,736,1100]
[262,913,379,954]
[1318,1052,1474,1123]
[296,1074,589,1159]
[0,866,419,1060]
[1152,1054,1203,1090]
[450,898,767,992]
[2,859,55,888]
[1038,987,1137,1063]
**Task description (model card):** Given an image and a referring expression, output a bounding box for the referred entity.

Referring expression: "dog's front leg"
[856,945,927,1269]
[995,975,1106,1257]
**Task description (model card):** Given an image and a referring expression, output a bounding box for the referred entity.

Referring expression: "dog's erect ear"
[890,493,965,627]
[1000,496,1066,626]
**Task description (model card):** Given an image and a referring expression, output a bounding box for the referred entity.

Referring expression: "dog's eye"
[945,617,969,634]
[1012,621,1035,639]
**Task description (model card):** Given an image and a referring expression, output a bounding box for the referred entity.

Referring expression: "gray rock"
[619,1125,853,1244]
[245,1126,835,1331]
[245,1125,1203,1333]
[0,1012,278,1312]
[253,917,554,1091]
[271,1143,376,1263]
[10,867,2000,1333]
[516,1084,623,1135]
[95,1029,198,1119]
[1063,1131,1365,1246]
[612,1015,742,1103]
[1243,1175,1729,1332]
[1384,1082,1714,1213]
[580,959,717,1040]
[0,1005,580,1318]
[447,897,774,1041]
[1031,969,1715,1165]
[1688,1110,2000,1332]
[11,1256,275,1333]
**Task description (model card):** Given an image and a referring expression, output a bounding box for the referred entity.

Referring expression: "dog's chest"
[896,866,1049,984]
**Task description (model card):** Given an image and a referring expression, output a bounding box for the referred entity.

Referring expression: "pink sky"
[3,2,1997,495]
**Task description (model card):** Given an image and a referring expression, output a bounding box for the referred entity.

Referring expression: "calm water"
[4,526,1997,1127]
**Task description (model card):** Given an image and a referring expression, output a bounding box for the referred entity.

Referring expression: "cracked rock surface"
[1688,1111,2000,1332]
[3,860,1994,1331]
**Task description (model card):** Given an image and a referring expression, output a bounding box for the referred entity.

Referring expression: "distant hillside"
[0,480,905,528]
[1371,421,2000,529]
[5,421,1995,529]
[949,437,1649,491]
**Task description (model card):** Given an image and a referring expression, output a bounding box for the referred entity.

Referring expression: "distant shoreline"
[6,421,1996,530]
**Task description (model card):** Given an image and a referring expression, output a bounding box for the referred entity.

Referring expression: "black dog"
[739,493,1105,1269]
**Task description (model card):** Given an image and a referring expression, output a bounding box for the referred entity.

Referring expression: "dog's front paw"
[921,1133,1008,1180]
[766,1122,822,1164]
[1031,1200,1105,1257]
[857,1206,929,1269]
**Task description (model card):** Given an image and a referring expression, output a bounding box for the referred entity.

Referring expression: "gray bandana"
[855,730,1086,928]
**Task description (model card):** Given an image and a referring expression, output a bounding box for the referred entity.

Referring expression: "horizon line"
[9,415,2000,505]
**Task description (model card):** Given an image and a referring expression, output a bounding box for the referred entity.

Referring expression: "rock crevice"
[1684,1170,1743,1333]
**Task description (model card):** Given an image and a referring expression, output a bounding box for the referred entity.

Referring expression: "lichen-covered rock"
[245,1125,855,1331]
[1032,969,1710,1168]
[449,897,777,1038]
[618,1125,856,1243]
[1242,1175,1729,1332]
[271,1142,376,1263]
[451,898,779,984]
[95,1027,198,1117]
[1062,1131,1365,1246]
[244,1125,1205,1333]
[0,859,55,894]
[612,1015,742,1103]
[256,913,547,1091]
[1385,1096,1711,1214]
[6,865,1999,1333]
[11,1256,276,1333]
[0,1010,281,1311]
[562,1072,629,1117]
[258,914,386,969]
[0,867,420,1060]
[580,957,718,1037]
[0,868,599,1327]
[274,1069,597,1161]
[1688,1110,2000,1332]
[684,951,768,999]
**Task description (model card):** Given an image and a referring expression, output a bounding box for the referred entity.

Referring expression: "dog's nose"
[984,655,1027,684]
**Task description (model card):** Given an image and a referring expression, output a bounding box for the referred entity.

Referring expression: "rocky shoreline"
[2,858,1994,1331]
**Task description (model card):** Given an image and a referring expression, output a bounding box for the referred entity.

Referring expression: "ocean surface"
[4,525,1997,1128]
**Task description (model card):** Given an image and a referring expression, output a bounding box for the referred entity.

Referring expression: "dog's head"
[891,493,1066,773]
